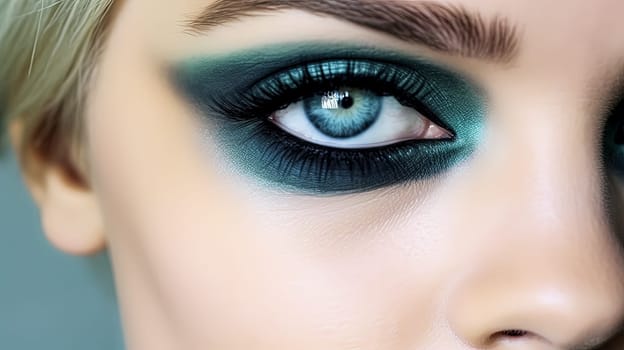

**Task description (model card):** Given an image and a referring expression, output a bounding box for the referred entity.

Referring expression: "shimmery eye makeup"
[171,43,486,194]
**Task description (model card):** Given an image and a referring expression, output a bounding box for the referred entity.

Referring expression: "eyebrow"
[186,0,520,63]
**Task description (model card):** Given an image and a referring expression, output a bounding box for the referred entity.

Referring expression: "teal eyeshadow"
[169,42,486,194]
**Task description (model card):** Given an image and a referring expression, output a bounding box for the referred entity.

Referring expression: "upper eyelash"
[208,59,446,129]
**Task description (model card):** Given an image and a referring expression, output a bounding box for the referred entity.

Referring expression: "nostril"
[490,329,532,341]
[500,330,529,337]
[485,330,552,349]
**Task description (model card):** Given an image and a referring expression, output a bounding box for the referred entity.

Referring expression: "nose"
[445,119,624,349]
[448,253,624,349]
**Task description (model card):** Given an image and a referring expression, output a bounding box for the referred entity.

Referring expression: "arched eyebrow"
[185,0,520,64]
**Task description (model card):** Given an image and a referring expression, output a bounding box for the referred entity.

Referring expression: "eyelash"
[212,60,441,125]
[200,59,474,194]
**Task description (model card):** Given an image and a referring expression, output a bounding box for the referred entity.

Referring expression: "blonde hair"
[0,0,113,182]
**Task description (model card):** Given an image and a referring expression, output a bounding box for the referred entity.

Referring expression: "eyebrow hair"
[186,0,520,63]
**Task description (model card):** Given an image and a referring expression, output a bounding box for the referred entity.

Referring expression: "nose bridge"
[483,93,605,237]
[445,102,624,348]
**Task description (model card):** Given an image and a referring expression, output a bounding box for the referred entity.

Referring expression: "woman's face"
[75,0,624,348]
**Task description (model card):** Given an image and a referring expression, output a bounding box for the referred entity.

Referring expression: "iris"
[305,89,382,139]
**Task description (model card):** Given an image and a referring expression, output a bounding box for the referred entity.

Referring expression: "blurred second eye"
[605,100,624,176]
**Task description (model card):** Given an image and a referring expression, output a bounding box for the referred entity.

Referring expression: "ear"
[9,120,105,256]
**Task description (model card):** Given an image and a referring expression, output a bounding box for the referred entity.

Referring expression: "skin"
[15,0,624,349]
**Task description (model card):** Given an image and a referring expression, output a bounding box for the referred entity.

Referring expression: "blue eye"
[304,89,382,139]
[272,86,452,149]
[172,44,486,194]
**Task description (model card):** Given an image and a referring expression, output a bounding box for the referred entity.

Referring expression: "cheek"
[83,27,459,349]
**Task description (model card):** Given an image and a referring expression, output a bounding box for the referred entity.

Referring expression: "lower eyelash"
[217,117,456,194]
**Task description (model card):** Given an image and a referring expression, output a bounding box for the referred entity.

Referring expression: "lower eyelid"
[214,119,461,194]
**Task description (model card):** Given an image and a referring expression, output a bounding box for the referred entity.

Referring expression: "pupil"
[341,95,354,109]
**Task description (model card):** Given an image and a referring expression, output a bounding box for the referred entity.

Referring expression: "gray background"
[0,151,125,350]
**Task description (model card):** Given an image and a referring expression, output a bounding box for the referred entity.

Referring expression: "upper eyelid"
[170,43,489,124]
[171,42,480,83]
[218,60,439,114]
[247,60,441,109]
[171,44,489,135]
[173,44,486,97]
